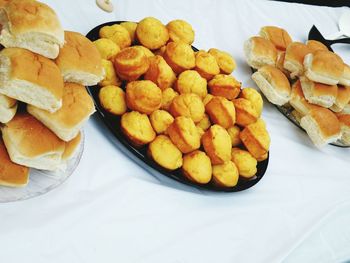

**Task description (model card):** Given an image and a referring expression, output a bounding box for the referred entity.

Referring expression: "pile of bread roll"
[244,26,350,147]
[0,0,104,187]
[95,17,271,188]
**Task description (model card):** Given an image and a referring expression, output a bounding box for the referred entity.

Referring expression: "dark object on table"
[271,0,350,7]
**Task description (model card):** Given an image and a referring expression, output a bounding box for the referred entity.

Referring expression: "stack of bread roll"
[0,0,104,187]
[244,26,350,147]
[95,17,271,188]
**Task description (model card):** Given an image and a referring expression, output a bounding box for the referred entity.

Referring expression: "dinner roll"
[306,40,328,52]
[163,41,195,74]
[194,50,220,80]
[239,88,263,117]
[175,70,207,99]
[339,64,350,86]
[336,114,350,145]
[99,59,121,87]
[150,110,174,134]
[208,48,236,74]
[284,42,311,78]
[93,38,120,60]
[233,98,259,127]
[205,96,236,128]
[259,26,292,51]
[166,19,195,44]
[182,150,212,184]
[161,88,179,111]
[208,74,241,100]
[144,55,176,90]
[136,17,169,50]
[212,161,239,188]
[276,51,289,76]
[244,36,278,69]
[61,132,82,162]
[120,21,137,44]
[99,85,127,115]
[99,24,131,48]
[0,94,17,123]
[170,93,205,123]
[330,85,350,112]
[227,125,241,147]
[231,148,257,178]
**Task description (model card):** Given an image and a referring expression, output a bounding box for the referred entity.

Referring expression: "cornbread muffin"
[170,93,205,123]
[194,50,220,80]
[136,17,169,50]
[203,94,214,106]
[212,161,239,187]
[306,40,328,52]
[182,150,212,184]
[233,98,259,127]
[126,80,162,114]
[175,70,208,99]
[231,148,257,178]
[161,88,179,111]
[150,110,174,134]
[166,19,195,44]
[120,21,138,43]
[196,126,205,138]
[167,116,200,153]
[154,45,167,57]
[205,96,236,129]
[99,59,121,87]
[148,135,183,170]
[240,119,270,159]
[163,41,196,74]
[93,38,120,60]
[121,111,156,146]
[240,88,263,117]
[99,24,131,48]
[256,152,268,161]
[208,74,241,100]
[197,114,211,131]
[144,55,176,90]
[208,48,236,74]
[99,85,127,115]
[134,45,154,58]
[259,26,292,51]
[202,124,232,165]
[227,125,241,147]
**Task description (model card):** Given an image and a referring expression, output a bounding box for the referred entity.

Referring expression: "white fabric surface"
[1,0,350,262]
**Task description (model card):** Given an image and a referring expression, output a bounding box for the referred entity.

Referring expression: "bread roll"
[284,42,311,78]
[306,40,328,52]
[259,26,292,51]
[336,114,350,145]
[339,64,350,86]
[61,132,82,162]
[244,36,277,69]
[0,94,17,123]
[330,85,350,112]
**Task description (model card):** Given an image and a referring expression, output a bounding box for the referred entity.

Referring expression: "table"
[1,0,350,262]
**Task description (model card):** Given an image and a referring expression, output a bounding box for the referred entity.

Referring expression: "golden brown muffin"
[126,80,162,115]
[259,26,292,51]
[197,114,211,131]
[202,124,232,164]
[136,17,169,50]
[208,48,236,74]
[161,88,179,111]
[166,19,195,44]
[306,40,328,52]
[227,125,241,147]
[256,152,268,161]
[150,110,174,134]
[120,21,138,44]
[148,135,183,170]
[194,50,220,80]
[175,70,207,99]
[93,38,120,60]
[208,74,241,100]
[205,96,236,129]
[231,148,257,178]
[99,24,131,48]
[121,111,156,146]
[154,45,167,57]
[167,116,201,153]
[196,126,205,138]
[239,88,263,117]
[212,161,239,187]
[182,150,212,184]
[134,45,155,58]
[163,41,196,74]
[170,93,205,123]
[203,94,214,106]
[240,119,270,159]
[99,85,127,115]
[144,55,176,90]
[99,59,121,87]
[233,98,259,127]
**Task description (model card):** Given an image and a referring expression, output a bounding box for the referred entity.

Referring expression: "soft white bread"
[1,113,65,170]
[284,42,311,78]
[244,36,277,69]
[336,114,350,145]
[0,48,63,113]
[0,0,64,59]
[304,50,344,85]
[330,85,350,112]
[339,64,350,86]
[251,65,291,106]
[55,31,104,86]
[300,76,338,108]
[27,82,95,142]
[300,108,341,147]
[0,93,17,123]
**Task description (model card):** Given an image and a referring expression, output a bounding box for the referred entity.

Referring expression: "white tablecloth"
[1,0,350,262]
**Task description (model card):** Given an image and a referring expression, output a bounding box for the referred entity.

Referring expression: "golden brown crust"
[169,93,205,123]
[212,161,239,187]
[250,36,278,61]
[62,132,81,160]
[258,65,291,94]
[205,96,236,129]
[166,19,195,45]
[136,17,169,50]
[194,50,220,80]
[309,108,340,138]
[311,50,344,80]
[284,42,311,70]
[233,98,259,127]
[260,26,292,51]
[208,48,236,74]
[290,80,322,115]
[336,113,350,127]
[144,55,176,90]
[150,110,174,134]
[99,24,131,49]
[99,85,126,116]
[175,70,207,99]
[231,147,257,178]
[163,41,195,74]
[208,74,241,100]
[182,150,212,184]
[306,40,328,52]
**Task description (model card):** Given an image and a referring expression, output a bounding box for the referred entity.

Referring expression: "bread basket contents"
[91,17,271,189]
[244,26,350,147]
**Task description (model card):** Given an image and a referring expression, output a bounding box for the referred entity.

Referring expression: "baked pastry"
[259,26,292,51]
[99,59,121,87]
[148,135,182,170]
[240,119,270,159]
[150,110,174,134]
[93,38,120,60]
[276,51,289,76]
[233,98,259,127]
[126,80,162,115]
[0,138,29,187]
[212,161,239,187]
[205,96,236,128]
[121,111,156,147]
[134,45,154,58]
[300,108,341,146]
[167,116,200,153]
[306,40,328,52]
[339,64,350,86]
[99,24,131,48]
[0,94,17,123]
[175,70,207,99]
[252,65,291,106]
[303,50,344,85]
[182,150,212,184]
[231,148,257,178]
[196,126,205,138]
[166,19,194,44]
[0,0,64,59]
[169,93,205,123]
[27,82,95,142]
[61,132,81,163]
[244,36,278,69]
[1,113,65,170]
[227,125,241,147]
[208,74,241,100]
[194,50,220,80]
[330,85,350,112]
[203,94,214,106]
[0,47,63,113]
[163,41,195,74]
[239,88,263,117]
[154,45,167,57]
[144,55,176,90]
[120,21,137,44]
[196,114,211,131]
[284,42,311,78]
[300,76,338,108]
[202,124,232,165]
[161,88,179,111]
[336,114,350,145]
[99,85,127,116]
[208,48,236,74]
[136,17,169,50]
